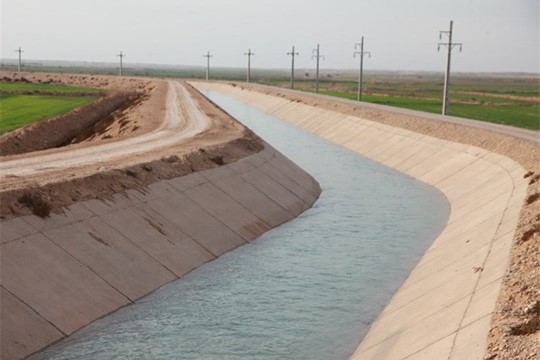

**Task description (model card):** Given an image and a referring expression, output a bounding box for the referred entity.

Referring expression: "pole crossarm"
[437,43,463,51]
[353,45,371,58]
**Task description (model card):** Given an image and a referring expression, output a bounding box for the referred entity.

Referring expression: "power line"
[354,37,371,102]
[438,20,462,115]
[287,45,299,89]
[117,51,126,76]
[311,44,325,93]
[244,48,255,83]
[15,47,24,72]
[203,51,213,81]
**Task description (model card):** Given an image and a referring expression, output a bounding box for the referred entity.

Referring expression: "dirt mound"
[0,129,263,219]
[0,92,140,156]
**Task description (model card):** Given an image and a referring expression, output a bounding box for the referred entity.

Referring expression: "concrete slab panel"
[392,145,447,175]
[476,232,514,289]
[44,217,177,301]
[461,279,502,328]
[147,192,246,255]
[355,298,469,359]
[227,156,257,174]
[241,167,306,215]
[0,286,65,360]
[269,152,319,189]
[129,181,178,203]
[1,233,129,334]
[22,203,94,232]
[81,192,140,216]
[245,153,266,167]
[449,315,492,360]
[101,206,215,277]
[210,174,292,227]
[417,153,477,185]
[0,217,37,244]
[397,243,490,303]
[380,264,480,326]
[167,172,207,192]
[405,334,454,360]
[199,163,236,182]
[185,182,271,240]
[258,162,311,206]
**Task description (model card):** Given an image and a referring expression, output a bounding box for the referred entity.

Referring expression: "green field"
[316,90,539,130]
[0,95,95,133]
[0,82,105,95]
[0,82,100,133]
[265,75,539,130]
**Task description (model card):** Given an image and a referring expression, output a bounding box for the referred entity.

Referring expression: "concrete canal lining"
[0,145,321,360]
[192,82,529,360]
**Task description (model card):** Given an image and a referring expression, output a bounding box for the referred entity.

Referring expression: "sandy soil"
[0,73,263,218]
[236,82,539,360]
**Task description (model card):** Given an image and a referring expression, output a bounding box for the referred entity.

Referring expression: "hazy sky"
[1,0,538,72]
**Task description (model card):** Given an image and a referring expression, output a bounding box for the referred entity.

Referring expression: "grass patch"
[0,82,105,95]
[0,95,95,133]
[317,90,539,130]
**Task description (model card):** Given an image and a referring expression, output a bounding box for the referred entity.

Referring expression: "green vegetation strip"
[317,91,539,130]
[0,82,105,95]
[0,95,95,133]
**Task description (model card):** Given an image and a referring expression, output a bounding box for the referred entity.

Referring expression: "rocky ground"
[239,83,539,360]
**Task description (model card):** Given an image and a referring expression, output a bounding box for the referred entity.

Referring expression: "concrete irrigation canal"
[29,91,448,360]
[0,74,532,360]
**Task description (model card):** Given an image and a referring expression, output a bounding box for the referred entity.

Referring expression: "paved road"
[254,84,540,144]
[0,80,210,182]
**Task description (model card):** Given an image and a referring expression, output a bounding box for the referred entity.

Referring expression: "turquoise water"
[31,92,449,360]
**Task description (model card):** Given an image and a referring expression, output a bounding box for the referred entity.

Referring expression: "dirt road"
[0,81,211,191]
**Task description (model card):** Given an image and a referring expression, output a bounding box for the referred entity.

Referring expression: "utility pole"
[117,51,126,76]
[203,51,213,81]
[438,20,462,115]
[244,48,254,83]
[311,44,325,93]
[354,37,371,101]
[15,47,23,72]
[287,45,299,89]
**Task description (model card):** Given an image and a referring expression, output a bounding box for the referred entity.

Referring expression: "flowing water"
[32,91,449,360]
